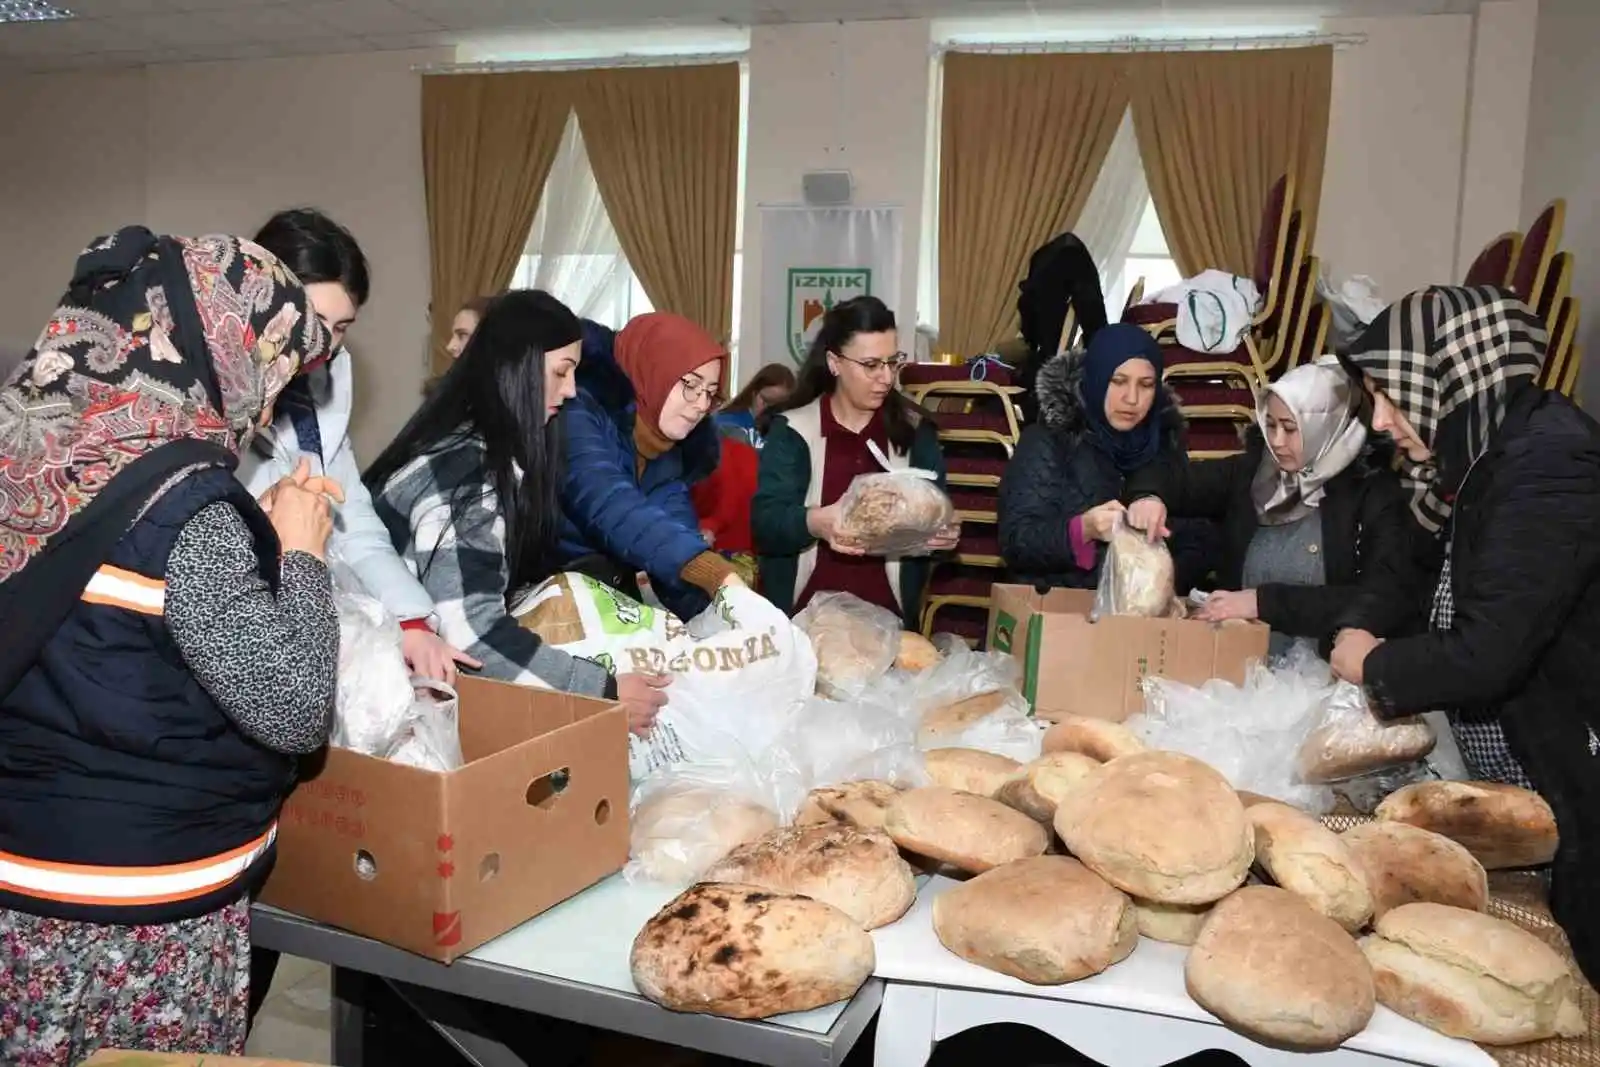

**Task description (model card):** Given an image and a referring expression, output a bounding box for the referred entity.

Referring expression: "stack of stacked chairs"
[1123,173,1330,457]
[1465,199,1581,399]
[899,361,1026,646]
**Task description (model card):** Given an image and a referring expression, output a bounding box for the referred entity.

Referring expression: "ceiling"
[0,0,1484,72]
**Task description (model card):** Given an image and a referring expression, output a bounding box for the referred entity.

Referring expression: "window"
[1104,197,1182,317]
[513,65,749,368]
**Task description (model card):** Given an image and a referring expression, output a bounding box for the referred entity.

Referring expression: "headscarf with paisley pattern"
[0,228,329,692]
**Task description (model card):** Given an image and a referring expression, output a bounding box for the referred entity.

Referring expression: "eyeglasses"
[679,376,724,407]
[832,351,910,375]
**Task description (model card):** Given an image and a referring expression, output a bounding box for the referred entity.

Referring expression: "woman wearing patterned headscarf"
[1329,285,1600,985]
[1124,358,1415,657]
[0,228,339,1063]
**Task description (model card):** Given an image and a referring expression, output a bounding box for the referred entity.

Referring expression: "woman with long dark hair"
[365,291,670,723]
[239,208,476,685]
[716,361,796,447]
[752,296,954,619]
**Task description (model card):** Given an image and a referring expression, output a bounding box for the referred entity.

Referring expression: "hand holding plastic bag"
[1092,517,1177,619]
[833,442,956,557]
[793,591,902,698]
[1295,681,1435,784]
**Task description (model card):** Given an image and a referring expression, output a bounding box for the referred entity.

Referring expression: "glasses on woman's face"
[679,375,724,408]
[833,351,910,376]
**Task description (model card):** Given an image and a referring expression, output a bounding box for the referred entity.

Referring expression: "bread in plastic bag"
[1130,647,1335,813]
[1093,517,1177,619]
[386,679,465,773]
[911,649,1043,764]
[513,573,816,779]
[834,463,956,557]
[1295,681,1436,784]
[625,761,782,884]
[793,591,902,698]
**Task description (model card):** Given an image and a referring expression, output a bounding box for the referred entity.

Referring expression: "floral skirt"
[0,897,251,1067]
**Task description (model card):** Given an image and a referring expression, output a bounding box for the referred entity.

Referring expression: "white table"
[253,873,881,1067]
[869,876,1498,1067]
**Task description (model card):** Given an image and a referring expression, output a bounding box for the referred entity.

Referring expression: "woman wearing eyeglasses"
[753,296,953,619]
[553,311,743,622]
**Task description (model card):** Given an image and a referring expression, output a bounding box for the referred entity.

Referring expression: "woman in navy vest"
[0,228,339,1064]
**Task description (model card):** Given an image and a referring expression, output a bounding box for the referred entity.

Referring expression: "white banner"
[759,206,903,366]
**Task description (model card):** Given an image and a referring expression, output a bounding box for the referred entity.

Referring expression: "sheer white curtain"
[1074,107,1149,299]
[519,110,634,324]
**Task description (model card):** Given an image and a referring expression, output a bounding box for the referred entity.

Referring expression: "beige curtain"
[938,52,1132,358]
[421,73,576,375]
[575,63,741,340]
[1128,47,1333,279]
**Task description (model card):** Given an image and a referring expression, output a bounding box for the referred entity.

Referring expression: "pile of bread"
[909,716,1580,1051]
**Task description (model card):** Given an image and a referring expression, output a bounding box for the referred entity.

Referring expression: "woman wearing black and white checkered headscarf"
[1330,284,1600,987]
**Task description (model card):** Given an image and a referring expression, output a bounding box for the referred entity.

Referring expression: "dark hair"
[253,208,371,307]
[773,295,930,454]
[723,362,797,415]
[458,294,497,319]
[364,290,579,593]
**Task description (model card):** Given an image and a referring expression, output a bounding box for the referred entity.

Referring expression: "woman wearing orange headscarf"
[553,313,740,620]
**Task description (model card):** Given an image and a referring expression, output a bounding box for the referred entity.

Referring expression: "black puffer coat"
[998,349,1206,591]
[1365,385,1600,986]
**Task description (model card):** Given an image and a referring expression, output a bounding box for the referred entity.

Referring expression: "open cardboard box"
[259,676,628,963]
[988,584,1269,722]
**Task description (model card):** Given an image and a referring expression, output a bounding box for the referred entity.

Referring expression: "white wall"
[738,19,931,381]
[0,48,442,463]
[1521,0,1600,407]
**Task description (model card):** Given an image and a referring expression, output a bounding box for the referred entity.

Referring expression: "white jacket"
[237,352,437,624]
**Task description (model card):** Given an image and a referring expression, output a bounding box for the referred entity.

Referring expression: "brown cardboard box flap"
[988,584,1269,722]
[260,677,628,962]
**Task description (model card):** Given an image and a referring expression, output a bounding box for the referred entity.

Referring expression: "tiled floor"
[244,954,334,1063]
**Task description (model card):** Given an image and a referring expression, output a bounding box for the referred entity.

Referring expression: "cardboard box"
[988,584,1269,722]
[260,677,629,963]
[82,1055,325,1067]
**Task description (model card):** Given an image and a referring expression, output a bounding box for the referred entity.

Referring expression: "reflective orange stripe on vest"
[0,825,276,907]
[81,564,165,616]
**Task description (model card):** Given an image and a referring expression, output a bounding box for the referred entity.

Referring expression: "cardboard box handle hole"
[526,767,570,809]
[479,852,500,882]
[594,799,611,825]
[354,849,378,881]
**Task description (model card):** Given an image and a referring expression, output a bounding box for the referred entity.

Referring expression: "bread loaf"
[631,883,874,1019]
[923,747,1023,798]
[886,786,1050,874]
[802,779,903,832]
[933,856,1137,984]
[1041,716,1146,760]
[1376,781,1558,869]
[1362,902,1586,1044]
[1055,752,1253,905]
[1341,821,1488,918]
[1296,711,1435,784]
[919,691,1008,744]
[1248,801,1373,932]
[629,786,779,883]
[995,751,1100,823]
[1133,899,1211,945]
[1104,524,1176,618]
[702,823,916,930]
[1186,885,1376,1050]
[895,631,942,672]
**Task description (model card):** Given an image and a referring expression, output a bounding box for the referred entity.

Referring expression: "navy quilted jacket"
[552,321,721,620]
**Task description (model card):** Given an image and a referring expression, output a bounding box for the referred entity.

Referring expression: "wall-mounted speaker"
[801,170,854,206]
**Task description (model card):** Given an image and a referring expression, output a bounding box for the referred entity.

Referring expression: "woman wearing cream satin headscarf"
[1125,359,1419,655]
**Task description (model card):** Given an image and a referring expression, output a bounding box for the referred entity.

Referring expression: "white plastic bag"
[833,441,956,557]
[513,573,817,780]
[792,591,902,698]
[1092,518,1177,619]
[910,649,1043,763]
[386,678,465,772]
[777,683,928,795]
[1130,649,1335,813]
[624,760,784,885]
[329,564,419,757]
[1294,681,1435,784]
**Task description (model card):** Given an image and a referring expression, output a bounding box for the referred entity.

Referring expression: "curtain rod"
[937,32,1365,55]
[413,51,747,75]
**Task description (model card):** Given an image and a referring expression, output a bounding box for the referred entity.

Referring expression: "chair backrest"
[1541,296,1580,396]
[1536,251,1573,325]
[1295,300,1329,371]
[1256,210,1305,339]
[1463,231,1522,288]
[1510,198,1566,307]
[1252,173,1297,308]
[1121,277,1147,319]
[1261,249,1316,378]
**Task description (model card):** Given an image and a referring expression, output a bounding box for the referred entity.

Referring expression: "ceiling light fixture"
[0,0,75,23]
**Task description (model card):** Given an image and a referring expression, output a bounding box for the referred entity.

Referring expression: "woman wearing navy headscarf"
[999,324,1211,591]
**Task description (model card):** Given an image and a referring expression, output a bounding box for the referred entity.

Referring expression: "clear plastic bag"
[1131,648,1335,813]
[329,563,417,758]
[624,760,784,885]
[1294,681,1436,784]
[386,678,464,772]
[910,649,1043,763]
[777,685,928,795]
[793,591,903,698]
[1092,518,1177,619]
[834,448,956,557]
[1334,760,1443,815]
